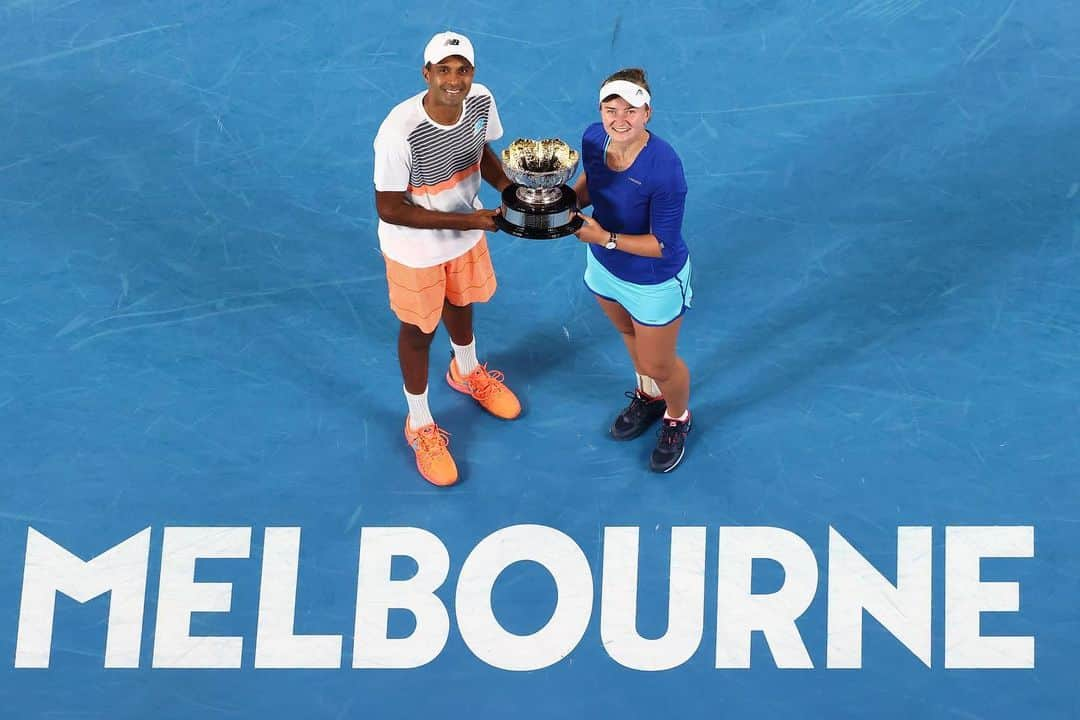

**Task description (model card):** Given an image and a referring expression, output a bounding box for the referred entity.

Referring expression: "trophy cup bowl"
[494,138,585,239]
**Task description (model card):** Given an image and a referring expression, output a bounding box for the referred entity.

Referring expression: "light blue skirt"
[583,250,693,326]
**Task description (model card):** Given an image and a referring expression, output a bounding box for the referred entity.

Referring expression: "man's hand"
[472,208,502,232]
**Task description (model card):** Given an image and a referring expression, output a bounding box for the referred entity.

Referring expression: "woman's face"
[600,95,650,145]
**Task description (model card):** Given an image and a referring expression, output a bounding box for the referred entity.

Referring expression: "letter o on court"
[455,525,593,671]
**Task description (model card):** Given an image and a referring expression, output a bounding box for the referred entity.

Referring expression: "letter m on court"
[15,528,152,668]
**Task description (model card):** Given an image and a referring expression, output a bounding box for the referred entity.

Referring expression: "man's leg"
[440,239,521,420]
[398,320,436,394]
[440,298,473,346]
[384,254,458,486]
[398,320,437,428]
[441,299,480,376]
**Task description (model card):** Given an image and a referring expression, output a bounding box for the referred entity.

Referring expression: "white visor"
[598,80,651,107]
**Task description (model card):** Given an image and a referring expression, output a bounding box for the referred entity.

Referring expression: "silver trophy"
[495,138,585,239]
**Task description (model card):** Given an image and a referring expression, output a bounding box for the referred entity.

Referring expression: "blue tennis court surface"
[2,1,1078,717]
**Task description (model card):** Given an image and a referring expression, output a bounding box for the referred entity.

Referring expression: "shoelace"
[623,391,653,420]
[657,419,689,447]
[465,364,506,399]
[414,425,451,463]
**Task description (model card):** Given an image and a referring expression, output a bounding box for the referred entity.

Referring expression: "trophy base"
[495,184,584,239]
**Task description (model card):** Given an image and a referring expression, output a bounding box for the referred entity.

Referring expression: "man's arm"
[480,144,511,193]
[374,125,499,231]
[374,192,498,231]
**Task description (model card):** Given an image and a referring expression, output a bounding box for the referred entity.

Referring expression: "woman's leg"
[632,317,690,418]
[594,295,640,370]
[594,295,668,439]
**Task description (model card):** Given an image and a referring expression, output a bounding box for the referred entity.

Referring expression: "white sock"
[452,338,479,376]
[664,408,690,422]
[404,385,435,429]
[637,373,662,399]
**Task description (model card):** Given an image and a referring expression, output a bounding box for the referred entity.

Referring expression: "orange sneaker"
[404,417,458,487]
[446,358,522,420]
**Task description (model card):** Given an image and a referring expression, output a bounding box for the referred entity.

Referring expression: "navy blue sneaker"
[650,413,691,473]
[610,390,667,440]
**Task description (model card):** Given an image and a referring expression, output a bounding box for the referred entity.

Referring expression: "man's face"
[422,55,474,110]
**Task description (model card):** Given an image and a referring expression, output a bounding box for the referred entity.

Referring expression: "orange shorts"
[383,237,497,334]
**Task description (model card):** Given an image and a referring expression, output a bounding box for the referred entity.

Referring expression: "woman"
[572,67,694,473]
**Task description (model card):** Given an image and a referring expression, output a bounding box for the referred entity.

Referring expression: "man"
[373,31,520,487]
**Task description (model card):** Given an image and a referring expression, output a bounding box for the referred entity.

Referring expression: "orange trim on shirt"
[407,162,481,196]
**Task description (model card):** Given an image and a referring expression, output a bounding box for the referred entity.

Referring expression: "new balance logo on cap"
[423,31,475,66]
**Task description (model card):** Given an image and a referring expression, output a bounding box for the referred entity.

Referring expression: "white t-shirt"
[373,83,503,268]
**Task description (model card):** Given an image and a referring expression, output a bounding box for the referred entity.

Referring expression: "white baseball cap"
[599,79,651,107]
[423,31,475,66]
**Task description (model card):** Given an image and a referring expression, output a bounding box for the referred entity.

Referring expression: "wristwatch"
[604,231,618,250]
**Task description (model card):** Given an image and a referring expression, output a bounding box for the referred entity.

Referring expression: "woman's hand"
[573,213,609,245]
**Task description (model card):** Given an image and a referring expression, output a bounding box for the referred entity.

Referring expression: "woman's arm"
[574,215,664,258]
[574,183,685,259]
[572,172,591,209]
